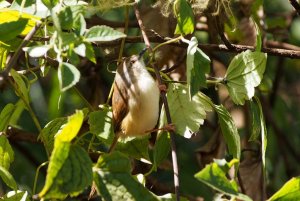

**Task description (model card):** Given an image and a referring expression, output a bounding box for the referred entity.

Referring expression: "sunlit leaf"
[0,9,41,40]
[0,136,14,170]
[58,62,81,92]
[186,37,210,99]
[39,143,93,199]
[268,177,300,201]
[94,152,159,201]
[39,117,67,155]
[0,166,17,190]
[167,83,212,138]
[174,0,195,35]
[41,0,58,8]
[214,105,241,160]
[58,5,85,30]
[74,42,96,63]
[23,45,50,58]
[55,110,84,143]
[225,50,267,105]
[195,159,252,201]
[0,43,9,69]
[74,14,86,36]
[2,190,30,201]
[88,107,114,144]
[85,25,126,42]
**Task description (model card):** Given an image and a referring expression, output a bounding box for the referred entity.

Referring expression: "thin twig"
[134,4,180,201]
[96,36,300,59]
[3,21,42,76]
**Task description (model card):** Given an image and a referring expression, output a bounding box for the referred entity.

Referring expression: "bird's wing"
[112,79,129,134]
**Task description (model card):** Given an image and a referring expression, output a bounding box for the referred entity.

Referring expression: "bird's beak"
[138,47,148,60]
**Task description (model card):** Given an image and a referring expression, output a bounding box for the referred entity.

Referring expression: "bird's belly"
[121,77,160,137]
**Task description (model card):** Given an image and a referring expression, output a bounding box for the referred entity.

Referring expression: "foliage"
[0,0,299,200]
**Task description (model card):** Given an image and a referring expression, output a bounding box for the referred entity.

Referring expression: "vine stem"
[134,4,180,201]
[33,161,49,195]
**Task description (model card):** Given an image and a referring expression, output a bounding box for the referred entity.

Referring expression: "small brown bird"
[109,54,160,152]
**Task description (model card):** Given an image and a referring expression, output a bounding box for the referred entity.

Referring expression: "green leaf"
[39,117,67,155]
[41,0,58,8]
[0,136,14,170]
[268,177,300,201]
[0,43,9,69]
[0,9,41,40]
[96,152,131,173]
[186,37,210,99]
[195,159,252,201]
[214,105,241,160]
[58,5,85,30]
[88,107,114,144]
[2,191,30,201]
[225,50,267,105]
[55,110,84,143]
[58,62,81,92]
[59,32,78,49]
[74,42,96,63]
[116,137,150,160]
[23,45,50,58]
[0,166,17,190]
[167,83,212,138]
[252,96,267,177]
[58,6,73,30]
[249,100,261,141]
[174,0,195,35]
[85,25,126,42]
[39,143,93,199]
[94,152,159,201]
[0,103,15,131]
[8,100,25,126]
[151,131,170,172]
[0,18,28,42]
[74,14,86,36]
[10,69,30,106]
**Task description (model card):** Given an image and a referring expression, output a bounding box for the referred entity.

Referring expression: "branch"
[97,36,300,59]
[6,126,39,143]
[134,4,180,201]
[289,0,300,15]
[86,16,139,28]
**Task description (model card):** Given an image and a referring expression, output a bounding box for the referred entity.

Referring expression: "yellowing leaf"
[55,110,83,143]
[0,9,41,40]
[268,177,300,201]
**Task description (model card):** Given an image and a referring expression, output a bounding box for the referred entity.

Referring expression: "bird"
[108,53,160,152]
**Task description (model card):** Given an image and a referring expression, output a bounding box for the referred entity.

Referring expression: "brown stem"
[289,0,300,15]
[134,4,180,201]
